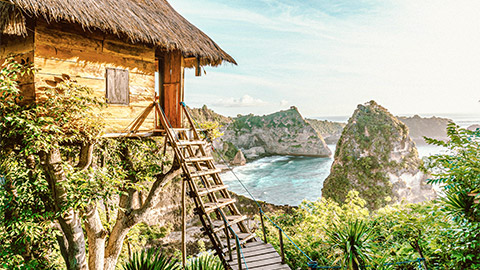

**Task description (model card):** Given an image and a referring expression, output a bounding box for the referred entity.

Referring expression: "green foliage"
[122,249,181,270]
[198,121,224,141]
[306,118,345,136]
[184,252,224,270]
[424,123,480,268]
[326,219,375,269]
[0,58,172,268]
[258,190,461,269]
[323,101,415,209]
[230,108,304,134]
[0,59,104,156]
[117,223,174,266]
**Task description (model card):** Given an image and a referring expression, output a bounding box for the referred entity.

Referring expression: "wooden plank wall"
[160,50,184,128]
[0,30,35,104]
[34,20,156,133]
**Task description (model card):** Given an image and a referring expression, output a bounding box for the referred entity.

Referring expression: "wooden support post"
[160,137,168,172]
[235,234,242,270]
[260,211,267,243]
[195,57,201,77]
[154,93,159,129]
[181,179,187,268]
[223,219,232,261]
[279,227,285,264]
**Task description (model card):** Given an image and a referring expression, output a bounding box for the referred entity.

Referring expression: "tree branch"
[76,142,94,170]
[103,154,182,270]
[40,148,88,270]
[130,162,182,223]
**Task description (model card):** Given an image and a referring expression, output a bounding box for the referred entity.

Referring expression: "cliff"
[187,105,232,125]
[307,119,346,144]
[322,101,436,209]
[222,107,332,159]
[398,115,452,144]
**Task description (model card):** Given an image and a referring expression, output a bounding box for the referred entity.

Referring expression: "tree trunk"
[41,148,88,270]
[103,153,182,270]
[85,203,107,270]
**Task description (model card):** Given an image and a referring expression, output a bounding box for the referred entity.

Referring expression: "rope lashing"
[183,102,313,262]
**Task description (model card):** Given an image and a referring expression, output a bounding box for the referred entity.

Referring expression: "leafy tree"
[0,58,183,270]
[424,123,480,268]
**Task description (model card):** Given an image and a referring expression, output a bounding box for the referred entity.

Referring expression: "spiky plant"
[122,249,181,270]
[184,252,224,270]
[327,219,375,270]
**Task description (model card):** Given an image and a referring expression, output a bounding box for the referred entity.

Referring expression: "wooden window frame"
[105,68,130,105]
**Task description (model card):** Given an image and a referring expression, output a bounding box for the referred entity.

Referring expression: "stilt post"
[279,227,285,264]
[260,210,267,243]
[181,179,187,268]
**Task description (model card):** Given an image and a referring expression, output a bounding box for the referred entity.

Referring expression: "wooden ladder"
[155,102,257,269]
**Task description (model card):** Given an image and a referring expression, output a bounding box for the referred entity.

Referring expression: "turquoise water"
[221,145,336,206]
[221,144,445,206]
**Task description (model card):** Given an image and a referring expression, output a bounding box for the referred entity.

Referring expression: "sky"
[169,0,480,119]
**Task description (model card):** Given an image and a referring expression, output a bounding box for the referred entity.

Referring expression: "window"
[106,68,129,105]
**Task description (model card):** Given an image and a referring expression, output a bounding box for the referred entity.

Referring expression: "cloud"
[174,0,480,117]
[212,95,268,107]
[280,100,289,106]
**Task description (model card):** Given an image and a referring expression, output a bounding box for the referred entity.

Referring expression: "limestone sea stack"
[222,106,332,159]
[322,101,436,209]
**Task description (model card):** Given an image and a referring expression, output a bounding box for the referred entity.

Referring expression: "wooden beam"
[195,57,201,77]
[182,178,187,268]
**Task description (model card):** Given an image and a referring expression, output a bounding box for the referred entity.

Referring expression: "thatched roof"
[0,0,236,66]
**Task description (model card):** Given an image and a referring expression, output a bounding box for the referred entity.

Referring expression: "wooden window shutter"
[106,68,129,105]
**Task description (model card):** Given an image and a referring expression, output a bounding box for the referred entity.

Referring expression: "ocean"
[221,143,448,206]
[221,114,479,206]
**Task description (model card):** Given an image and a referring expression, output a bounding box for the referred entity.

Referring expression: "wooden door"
[158,50,184,128]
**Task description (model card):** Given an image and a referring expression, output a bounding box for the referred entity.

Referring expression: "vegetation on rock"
[222,107,331,159]
[322,101,433,209]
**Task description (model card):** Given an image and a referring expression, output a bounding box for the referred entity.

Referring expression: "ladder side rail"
[182,144,229,230]
[155,103,227,260]
[186,178,230,269]
[186,143,249,233]
[181,104,202,140]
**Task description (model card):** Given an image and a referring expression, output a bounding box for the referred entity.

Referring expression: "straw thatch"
[0,0,236,66]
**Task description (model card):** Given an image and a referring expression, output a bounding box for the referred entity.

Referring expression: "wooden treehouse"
[0,0,290,269]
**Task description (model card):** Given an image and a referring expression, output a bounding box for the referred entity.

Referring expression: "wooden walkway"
[228,241,291,270]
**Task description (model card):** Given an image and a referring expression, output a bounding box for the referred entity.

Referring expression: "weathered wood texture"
[0,31,35,104]
[33,19,157,133]
[229,242,291,270]
[159,50,184,128]
[106,68,130,105]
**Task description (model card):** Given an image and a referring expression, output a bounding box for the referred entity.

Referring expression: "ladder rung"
[190,168,221,178]
[204,198,236,214]
[213,215,248,233]
[198,185,228,196]
[176,140,206,146]
[185,156,214,163]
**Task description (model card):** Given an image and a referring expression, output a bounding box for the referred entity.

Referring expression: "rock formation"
[232,150,247,165]
[222,106,332,159]
[322,101,436,209]
[398,115,452,144]
[307,118,346,144]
